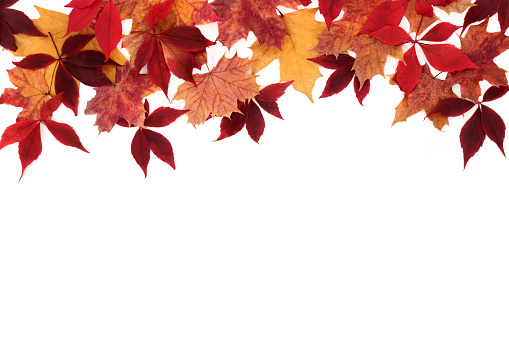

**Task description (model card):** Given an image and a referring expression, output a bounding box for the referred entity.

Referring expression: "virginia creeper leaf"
[480,104,506,156]
[319,0,343,29]
[95,0,122,61]
[460,107,485,167]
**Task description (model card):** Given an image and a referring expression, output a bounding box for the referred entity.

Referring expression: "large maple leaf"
[173,54,259,126]
[250,8,326,102]
[211,0,311,49]
[84,62,160,132]
[313,0,403,88]
[450,20,509,102]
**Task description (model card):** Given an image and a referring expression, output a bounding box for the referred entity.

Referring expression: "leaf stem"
[48,32,61,59]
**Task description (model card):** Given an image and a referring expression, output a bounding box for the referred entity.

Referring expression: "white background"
[1,1,509,338]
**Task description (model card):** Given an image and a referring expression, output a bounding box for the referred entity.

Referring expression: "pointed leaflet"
[245,100,265,144]
[480,104,506,156]
[462,0,508,35]
[482,86,509,102]
[420,44,480,73]
[174,55,259,126]
[147,0,175,30]
[460,107,485,167]
[369,26,413,45]
[64,0,102,36]
[419,22,461,42]
[144,107,188,127]
[95,0,122,61]
[428,98,475,117]
[144,129,176,169]
[394,45,421,97]
[254,81,293,119]
[0,120,39,150]
[216,103,248,141]
[358,0,410,35]
[309,54,356,99]
[353,76,370,105]
[319,0,343,29]
[0,0,46,51]
[18,123,42,179]
[43,120,89,153]
[131,128,150,177]
[211,0,311,49]
[251,9,326,102]
[85,62,159,132]
[147,42,171,95]
[404,0,468,34]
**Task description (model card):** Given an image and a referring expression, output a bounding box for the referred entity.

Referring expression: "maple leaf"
[216,81,293,143]
[0,93,88,179]
[211,0,311,49]
[251,8,326,102]
[0,67,50,121]
[313,0,403,88]
[450,20,509,102]
[10,6,126,98]
[392,64,456,130]
[0,0,46,51]
[462,0,509,36]
[84,62,160,132]
[173,54,259,126]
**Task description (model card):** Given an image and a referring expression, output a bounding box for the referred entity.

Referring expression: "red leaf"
[43,120,89,153]
[420,23,460,42]
[255,99,282,119]
[65,0,96,8]
[462,0,498,34]
[428,98,475,117]
[95,0,122,61]
[395,45,422,97]
[158,26,215,52]
[415,0,433,16]
[13,54,56,70]
[18,123,42,179]
[131,128,150,177]
[318,0,343,29]
[144,129,175,170]
[61,34,95,55]
[55,63,79,115]
[460,107,485,168]
[0,19,16,51]
[64,0,102,36]
[354,76,370,105]
[420,43,480,72]
[63,61,113,87]
[320,67,355,98]
[161,43,195,84]
[359,0,410,35]
[64,50,114,68]
[0,8,46,37]
[135,36,156,74]
[246,100,265,143]
[309,54,354,69]
[0,120,39,150]
[41,92,64,118]
[480,104,506,156]
[500,0,509,35]
[147,0,175,30]
[144,107,188,127]
[256,81,293,102]
[148,43,171,96]
[370,25,413,45]
[482,85,509,102]
[216,108,248,141]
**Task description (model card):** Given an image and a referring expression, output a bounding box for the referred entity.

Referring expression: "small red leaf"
[462,0,498,34]
[482,85,509,102]
[395,46,421,97]
[65,0,96,9]
[148,43,171,96]
[158,26,215,51]
[216,109,248,141]
[144,99,150,113]
[131,128,150,177]
[256,81,293,102]
[370,26,413,45]
[420,23,460,42]
[255,99,282,119]
[0,8,46,37]
[480,104,506,156]
[359,0,410,35]
[460,107,486,168]
[318,0,343,29]
[135,36,156,74]
[13,54,56,70]
[41,92,64,118]
[147,0,175,30]
[0,20,16,51]
[309,54,354,69]
[428,98,475,117]
[95,0,122,61]
[63,62,113,87]
[144,107,188,127]
[61,34,95,55]
[144,129,175,170]
[246,100,265,143]
[0,120,39,150]
[354,77,370,105]
[64,0,102,36]
[64,50,113,68]
[421,43,480,72]
[320,67,355,98]
[43,120,89,153]
[415,0,433,16]
[55,63,79,115]
[18,122,42,179]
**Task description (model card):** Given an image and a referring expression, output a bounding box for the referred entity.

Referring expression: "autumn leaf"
[462,0,509,36]
[211,0,311,49]
[84,62,160,132]
[318,0,343,29]
[251,8,326,102]
[173,54,259,126]
[0,0,46,51]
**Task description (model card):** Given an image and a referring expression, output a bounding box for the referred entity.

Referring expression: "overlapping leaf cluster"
[0,0,508,178]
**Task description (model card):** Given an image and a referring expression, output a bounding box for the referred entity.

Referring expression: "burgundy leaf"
[460,107,486,168]
[245,100,265,143]
[131,128,150,177]
[0,19,16,51]
[428,98,475,117]
[318,0,343,29]
[41,92,65,118]
[135,36,156,74]
[482,86,509,102]
[55,63,79,115]
[18,122,42,179]
[13,54,56,70]
[255,99,282,119]
[309,54,354,69]
[370,26,413,45]
[148,43,171,96]
[64,50,111,67]
[480,104,506,156]
[0,120,39,150]
[420,23,460,42]
[61,34,95,55]
[320,67,355,98]
[158,26,214,52]
[63,62,113,87]
[256,81,293,102]
[500,0,509,35]
[354,76,370,105]
[0,8,46,36]
[420,43,480,72]
[462,0,498,34]
[64,0,102,36]
[395,46,422,97]
[161,43,195,84]
[65,0,96,8]
[144,129,175,170]
[144,107,188,127]
[0,0,19,8]
[216,109,248,141]
[43,120,89,153]
[359,0,410,35]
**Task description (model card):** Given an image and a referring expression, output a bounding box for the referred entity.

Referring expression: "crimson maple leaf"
[0,0,46,51]
[0,93,88,179]
[428,86,509,167]
[64,0,122,61]
[216,81,292,143]
[13,34,117,115]
[118,99,188,177]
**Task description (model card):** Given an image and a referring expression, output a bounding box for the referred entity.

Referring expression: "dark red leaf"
[144,99,150,113]
[0,120,39,150]
[18,122,42,179]
[420,23,460,42]
[480,104,505,156]
[359,0,410,35]
[41,92,65,118]
[500,0,509,35]
[318,0,343,29]
[320,67,355,98]
[256,81,293,102]
[64,50,112,67]
[354,76,370,105]
[246,100,265,143]
[161,43,195,84]
[148,43,171,96]
[55,63,79,115]
[158,26,215,51]
[395,46,421,97]
[460,107,485,168]
[309,54,354,69]
[255,99,282,119]
[144,107,188,127]
[65,0,96,8]
[64,0,102,36]
[482,85,509,102]
[135,36,156,74]
[13,54,56,70]
[427,98,475,118]
[95,0,122,61]
[0,19,16,51]
[370,25,413,45]
[0,0,19,8]
[61,34,95,55]
[216,109,248,141]
[462,0,498,34]
[0,8,46,36]
[147,0,175,30]
[420,43,480,72]
[131,128,150,177]
[144,129,175,170]
[63,62,113,87]
[43,120,89,153]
